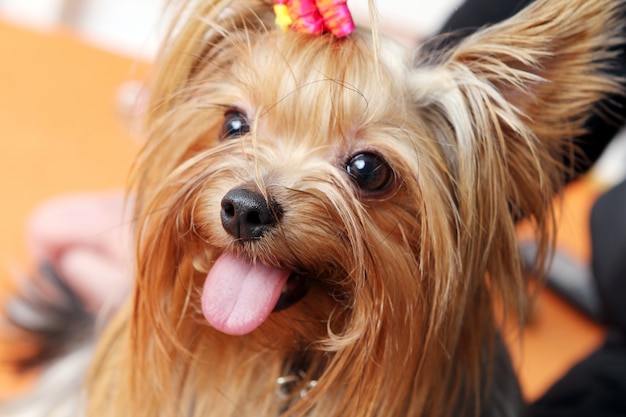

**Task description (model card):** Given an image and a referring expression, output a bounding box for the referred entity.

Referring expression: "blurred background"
[0,0,166,59]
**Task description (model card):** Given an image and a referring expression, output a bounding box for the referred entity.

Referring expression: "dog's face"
[180,33,437,337]
[139,31,448,340]
[103,1,623,416]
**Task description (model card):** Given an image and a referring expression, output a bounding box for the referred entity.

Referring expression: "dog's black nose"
[220,187,282,240]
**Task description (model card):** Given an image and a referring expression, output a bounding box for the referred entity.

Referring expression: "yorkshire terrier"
[2,0,624,416]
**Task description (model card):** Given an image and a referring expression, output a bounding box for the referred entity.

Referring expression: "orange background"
[0,21,608,401]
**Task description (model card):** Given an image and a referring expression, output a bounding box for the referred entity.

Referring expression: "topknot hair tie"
[274,0,355,38]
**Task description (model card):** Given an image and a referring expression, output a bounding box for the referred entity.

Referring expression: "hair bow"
[274,0,355,38]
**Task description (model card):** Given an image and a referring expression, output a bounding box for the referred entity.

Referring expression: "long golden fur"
[6,0,625,416]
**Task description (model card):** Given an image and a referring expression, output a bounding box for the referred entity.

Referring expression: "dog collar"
[276,373,318,398]
[276,369,318,412]
[273,0,355,38]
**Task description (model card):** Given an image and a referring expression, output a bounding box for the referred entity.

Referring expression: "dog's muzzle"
[200,186,309,336]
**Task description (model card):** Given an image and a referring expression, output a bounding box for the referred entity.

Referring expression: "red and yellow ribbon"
[274,0,355,38]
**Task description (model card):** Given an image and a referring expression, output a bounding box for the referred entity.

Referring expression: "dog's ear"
[410,0,623,229]
[411,0,623,200]
[407,0,623,316]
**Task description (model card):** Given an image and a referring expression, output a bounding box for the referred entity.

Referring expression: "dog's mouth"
[274,273,309,312]
[201,252,309,336]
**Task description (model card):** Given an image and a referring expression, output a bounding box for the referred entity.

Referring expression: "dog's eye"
[219,110,250,140]
[346,152,392,193]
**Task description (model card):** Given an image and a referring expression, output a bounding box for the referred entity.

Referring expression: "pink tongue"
[201,253,290,336]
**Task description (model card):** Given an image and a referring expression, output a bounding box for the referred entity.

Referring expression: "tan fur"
[85,0,623,416]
